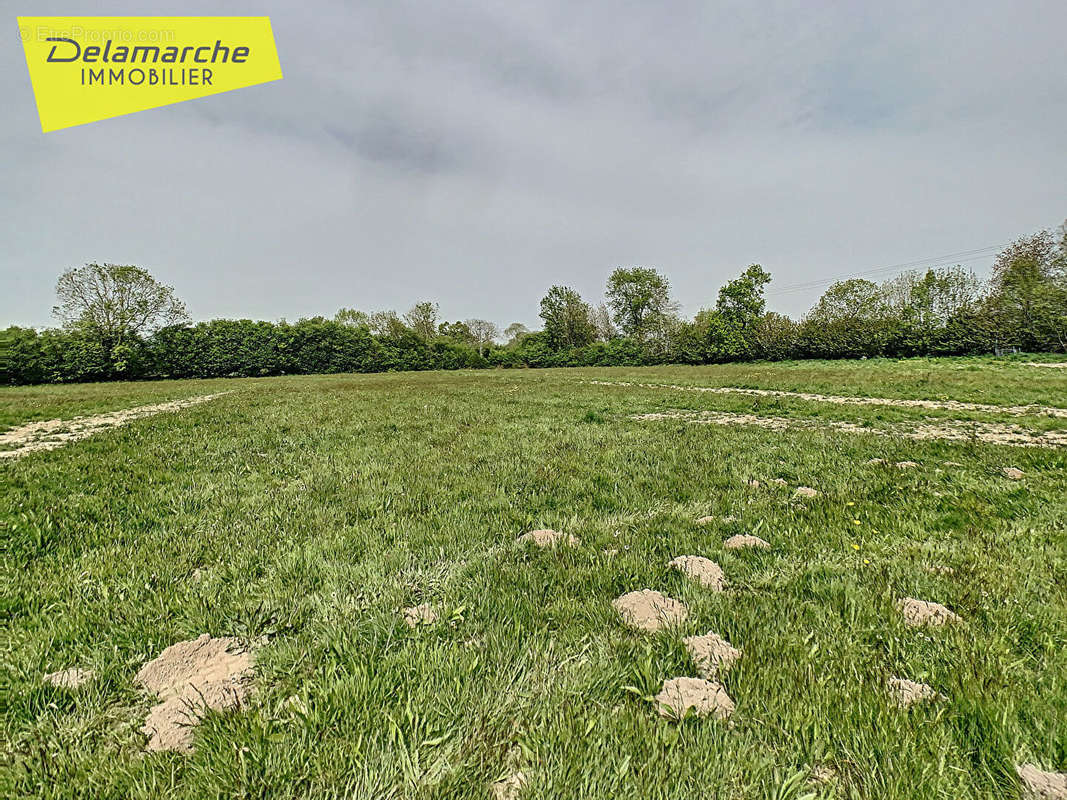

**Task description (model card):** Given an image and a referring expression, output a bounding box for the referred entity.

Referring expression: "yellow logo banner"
[18,16,283,132]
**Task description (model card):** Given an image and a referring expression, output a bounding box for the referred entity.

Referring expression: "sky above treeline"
[3,0,1066,330]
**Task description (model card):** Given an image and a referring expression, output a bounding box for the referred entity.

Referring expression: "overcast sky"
[3,0,1066,330]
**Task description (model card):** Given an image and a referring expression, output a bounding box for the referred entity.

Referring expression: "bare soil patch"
[632,410,1067,449]
[593,379,1067,418]
[897,598,962,627]
[135,633,254,753]
[1003,467,1025,479]
[490,772,527,800]
[684,632,741,678]
[724,534,770,550]
[888,677,945,708]
[518,529,579,548]
[654,677,735,720]
[1017,765,1067,799]
[0,394,228,460]
[794,486,819,498]
[402,604,438,627]
[612,590,688,633]
[668,555,725,590]
[43,667,93,689]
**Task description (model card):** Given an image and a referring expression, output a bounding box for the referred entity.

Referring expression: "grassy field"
[2,357,1066,798]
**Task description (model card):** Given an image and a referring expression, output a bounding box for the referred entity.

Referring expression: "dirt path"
[589,380,1067,418]
[632,409,1067,448]
[0,394,228,460]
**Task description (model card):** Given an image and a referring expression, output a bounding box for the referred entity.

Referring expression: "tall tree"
[404,301,440,340]
[503,322,530,346]
[589,303,617,341]
[605,267,677,340]
[987,230,1067,351]
[53,263,188,349]
[367,310,402,337]
[715,264,772,333]
[439,320,477,346]
[465,319,500,356]
[539,285,596,350]
[334,307,370,328]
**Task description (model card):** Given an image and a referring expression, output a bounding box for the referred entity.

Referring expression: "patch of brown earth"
[809,765,838,785]
[794,486,819,498]
[43,667,93,689]
[135,633,254,753]
[1017,765,1067,799]
[668,556,725,590]
[612,590,688,633]
[888,677,945,708]
[654,677,735,720]
[490,772,527,800]
[0,394,229,460]
[1003,467,1025,480]
[592,379,1067,418]
[683,632,741,678]
[897,597,962,627]
[402,604,438,627]
[517,529,579,548]
[724,534,770,550]
[631,410,1067,449]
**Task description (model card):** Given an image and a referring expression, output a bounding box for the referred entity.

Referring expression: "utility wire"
[767,244,1005,296]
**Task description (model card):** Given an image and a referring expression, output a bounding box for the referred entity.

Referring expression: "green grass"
[2,358,1066,798]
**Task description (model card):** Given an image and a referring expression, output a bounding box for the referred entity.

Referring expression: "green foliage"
[7,223,1066,386]
[53,263,188,347]
[605,267,677,340]
[539,286,596,351]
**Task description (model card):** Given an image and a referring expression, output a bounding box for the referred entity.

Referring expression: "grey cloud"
[2,0,1065,330]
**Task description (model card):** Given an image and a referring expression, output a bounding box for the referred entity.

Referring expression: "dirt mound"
[888,677,945,708]
[0,394,228,460]
[490,772,527,800]
[612,590,688,633]
[43,667,93,689]
[402,604,438,627]
[668,556,725,590]
[683,632,741,678]
[897,597,962,627]
[1017,765,1067,799]
[794,486,819,498]
[1003,467,1025,480]
[724,534,770,550]
[518,529,579,548]
[135,634,254,753]
[654,677,735,720]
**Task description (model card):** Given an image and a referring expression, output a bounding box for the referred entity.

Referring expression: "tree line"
[2,222,1064,385]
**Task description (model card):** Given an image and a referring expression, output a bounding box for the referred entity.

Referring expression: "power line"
[767,244,1005,296]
